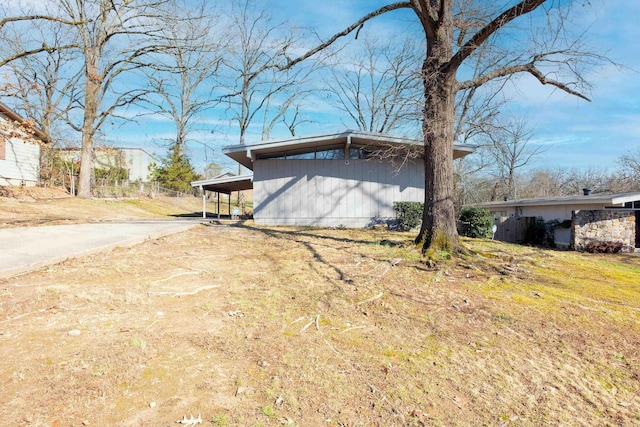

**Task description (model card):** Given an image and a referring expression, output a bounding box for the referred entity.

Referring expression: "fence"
[493,216,537,244]
[91,179,195,199]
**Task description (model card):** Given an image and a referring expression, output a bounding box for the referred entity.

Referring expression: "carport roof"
[222,130,475,170]
[191,174,253,194]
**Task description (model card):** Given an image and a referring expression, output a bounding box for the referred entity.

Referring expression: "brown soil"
[1,194,639,426]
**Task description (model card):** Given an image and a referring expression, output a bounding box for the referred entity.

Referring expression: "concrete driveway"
[0,219,209,279]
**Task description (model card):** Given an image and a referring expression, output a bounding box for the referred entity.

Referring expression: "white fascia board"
[191,174,254,188]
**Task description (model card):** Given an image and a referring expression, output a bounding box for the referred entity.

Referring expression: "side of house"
[476,192,640,251]
[0,102,46,186]
[207,130,474,228]
[253,157,424,227]
[58,147,157,182]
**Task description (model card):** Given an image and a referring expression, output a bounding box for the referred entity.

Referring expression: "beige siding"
[489,204,618,222]
[0,137,40,185]
[253,158,424,227]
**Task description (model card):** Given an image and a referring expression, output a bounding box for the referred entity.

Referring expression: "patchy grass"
[0,224,638,426]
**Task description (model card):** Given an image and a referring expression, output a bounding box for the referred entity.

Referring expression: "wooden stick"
[300,318,314,332]
[148,285,219,297]
[356,292,384,306]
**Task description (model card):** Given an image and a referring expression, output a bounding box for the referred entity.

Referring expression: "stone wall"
[572,210,636,252]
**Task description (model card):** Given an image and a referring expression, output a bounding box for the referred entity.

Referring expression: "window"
[286,152,315,160]
[315,147,344,160]
[349,147,372,160]
[258,145,346,161]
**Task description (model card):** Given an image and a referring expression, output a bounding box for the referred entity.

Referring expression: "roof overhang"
[475,192,640,209]
[222,130,475,170]
[0,101,49,143]
[191,174,254,194]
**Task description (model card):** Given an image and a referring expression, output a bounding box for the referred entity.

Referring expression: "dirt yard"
[1,191,639,426]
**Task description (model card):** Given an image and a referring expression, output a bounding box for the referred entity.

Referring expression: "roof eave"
[222,131,476,170]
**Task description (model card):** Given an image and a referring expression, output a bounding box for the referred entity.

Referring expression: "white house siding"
[0,137,40,186]
[253,158,424,227]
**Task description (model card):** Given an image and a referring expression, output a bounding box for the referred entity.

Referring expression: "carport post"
[200,186,206,219]
[217,192,220,219]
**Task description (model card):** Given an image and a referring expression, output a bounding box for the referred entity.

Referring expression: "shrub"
[393,201,423,231]
[585,241,623,254]
[458,207,493,239]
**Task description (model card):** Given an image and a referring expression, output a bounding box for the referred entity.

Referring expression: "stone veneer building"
[477,191,640,252]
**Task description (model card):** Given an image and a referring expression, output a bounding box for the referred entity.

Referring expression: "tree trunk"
[415,71,458,253]
[77,52,100,198]
[414,6,458,254]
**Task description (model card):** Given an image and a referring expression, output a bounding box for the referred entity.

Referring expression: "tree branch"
[458,63,591,101]
[0,15,87,30]
[447,0,546,73]
[0,44,79,68]
[247,2,411,83]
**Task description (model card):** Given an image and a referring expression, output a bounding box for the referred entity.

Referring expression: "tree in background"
[616,148,640,190]
[484,117,542,200]
[324,35,422,134]
[149,144,202,193]
[0,22,81,144]
[221,0,317,149]
[144,0,226,158]
[1,0,175,198]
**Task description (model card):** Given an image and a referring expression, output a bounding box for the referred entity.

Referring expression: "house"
[476,189,640,251]
[0,101,48,186]
[192,130,474,227]
[58,147,157,182]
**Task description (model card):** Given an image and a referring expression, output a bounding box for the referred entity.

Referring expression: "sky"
[4,0,639,176]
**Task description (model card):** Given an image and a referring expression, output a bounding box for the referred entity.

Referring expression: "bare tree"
[485,117,542,200]
[616,148,640,190]
[325,35,422,134]
[144,0,226,157]
[1,21,81,143]
[221,0,317,151]
[1,0,174,198]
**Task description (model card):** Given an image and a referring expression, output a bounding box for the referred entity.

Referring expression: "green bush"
[393,201,423,231]
[458,207,493,239]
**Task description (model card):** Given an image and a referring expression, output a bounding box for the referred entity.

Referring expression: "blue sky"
[102,1,640,174]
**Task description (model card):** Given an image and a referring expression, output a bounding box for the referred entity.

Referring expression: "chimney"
[583,188,591,196]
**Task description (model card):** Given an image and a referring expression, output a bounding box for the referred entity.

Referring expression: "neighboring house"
[193,130,474,227]
[476,190,640,251]
[0,101,48,186]
[58,147,157,182]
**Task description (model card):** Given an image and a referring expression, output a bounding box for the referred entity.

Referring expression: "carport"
[191,174,254,219]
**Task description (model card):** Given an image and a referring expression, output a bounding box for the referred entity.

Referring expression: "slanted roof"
[477,191,640,209]
[192,174,253,194]
[0,101,48,142]
[222,130,475,170]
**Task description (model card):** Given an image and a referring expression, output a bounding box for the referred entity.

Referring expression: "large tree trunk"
[415,70,458,252]
[414,4,459,253]
[77,51,100,198]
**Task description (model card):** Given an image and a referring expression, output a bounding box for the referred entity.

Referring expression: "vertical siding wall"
[0,137,40,185]
[253,159,424,227]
